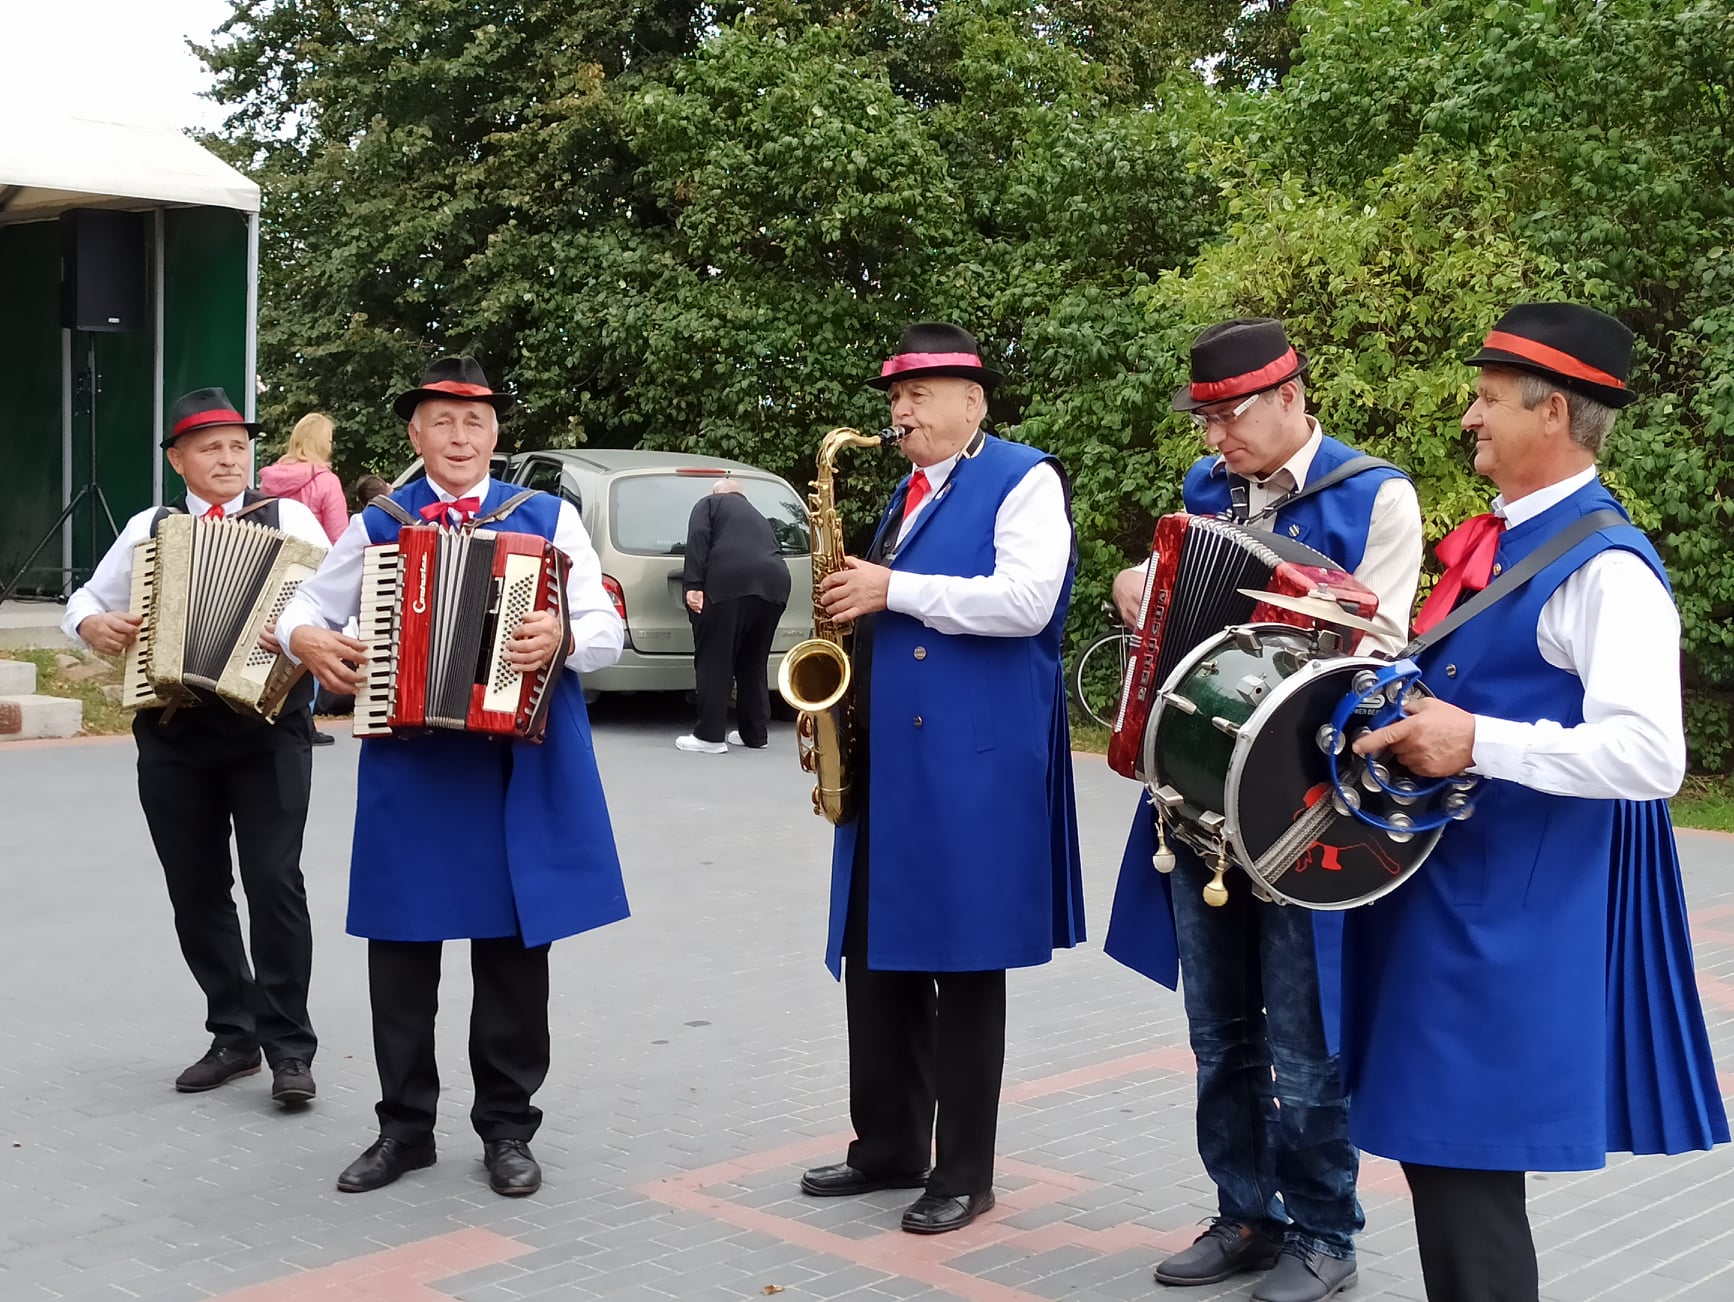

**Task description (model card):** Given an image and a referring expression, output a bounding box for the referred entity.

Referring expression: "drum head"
[1224,656,1440,909]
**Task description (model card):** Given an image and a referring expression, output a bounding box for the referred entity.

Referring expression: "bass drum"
[1222,654,1442,909]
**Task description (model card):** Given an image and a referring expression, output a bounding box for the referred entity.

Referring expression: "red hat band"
[1480,331,1625,392]
[421,380,497,399]
[171,408,249,439]
[880,351,985,380]
[1189,347,1301,404]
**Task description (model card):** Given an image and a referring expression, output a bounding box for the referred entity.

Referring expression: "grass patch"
[1069,710,1110,755]
[1,648,131,736]
[1673,775,1734,833]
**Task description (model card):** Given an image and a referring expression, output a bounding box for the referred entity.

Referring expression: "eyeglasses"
[1190,390,1264,430]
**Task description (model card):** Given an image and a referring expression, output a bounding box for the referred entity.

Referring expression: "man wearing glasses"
[1103,318,1423,1301]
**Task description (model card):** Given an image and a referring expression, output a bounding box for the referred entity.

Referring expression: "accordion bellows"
[355,524,569,741]
[121,514,324,720]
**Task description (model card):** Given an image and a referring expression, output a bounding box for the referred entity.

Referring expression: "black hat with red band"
[1172,317,1310,413]
[392,356,515,421]
[867,322,1003,391]
[163,388,260,448]
[1465,303,1635,409]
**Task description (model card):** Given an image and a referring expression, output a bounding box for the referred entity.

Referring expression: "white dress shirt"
[62,492,331,644]
[275,476,625,675]
[883,440,1071,638]
[1244,422,1424,656]
[1466,466,1686,800]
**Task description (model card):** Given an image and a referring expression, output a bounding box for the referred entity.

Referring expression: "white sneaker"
[675,734,728,754]
[726,730,745,747]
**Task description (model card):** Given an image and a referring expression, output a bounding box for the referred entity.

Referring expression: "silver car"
[504,449,813,698]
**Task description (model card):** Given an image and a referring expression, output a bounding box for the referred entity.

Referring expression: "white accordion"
[120,512,325,721]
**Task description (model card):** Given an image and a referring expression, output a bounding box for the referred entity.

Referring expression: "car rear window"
[609,475,811,557]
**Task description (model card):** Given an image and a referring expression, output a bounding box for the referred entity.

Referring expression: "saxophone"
[776,426,907,823]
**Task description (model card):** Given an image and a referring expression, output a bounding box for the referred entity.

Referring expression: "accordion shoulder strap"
[367,495,418,526]
[1242,454,1402,525]
[473,489,540,526]
[230,495,275,522]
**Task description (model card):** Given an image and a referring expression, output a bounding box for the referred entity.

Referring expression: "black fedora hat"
[163,387,260,448]
[867,322,1004,391]
[392,356,515,421]
[1171,317,1310,413]
[1465,303,1635,408]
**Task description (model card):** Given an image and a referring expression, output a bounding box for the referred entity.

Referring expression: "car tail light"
[601,575,627,622]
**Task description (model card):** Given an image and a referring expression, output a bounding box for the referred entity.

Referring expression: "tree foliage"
[202,0,1734,770]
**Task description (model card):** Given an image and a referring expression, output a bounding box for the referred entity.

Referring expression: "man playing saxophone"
[797,321,1085,1235]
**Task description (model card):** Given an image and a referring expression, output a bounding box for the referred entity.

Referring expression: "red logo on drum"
[1291,783,1403,877]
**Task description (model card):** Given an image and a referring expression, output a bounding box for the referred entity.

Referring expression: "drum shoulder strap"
[1401,508,1626,657]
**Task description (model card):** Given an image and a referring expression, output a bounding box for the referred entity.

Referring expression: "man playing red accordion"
[276,357,630,1198]
[1103,319,1423,1300]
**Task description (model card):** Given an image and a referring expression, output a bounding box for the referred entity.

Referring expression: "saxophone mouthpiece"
[883,426,910,443]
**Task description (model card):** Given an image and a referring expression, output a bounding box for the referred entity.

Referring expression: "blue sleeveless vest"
[1340,479,1727,1167]
[825,436,1085,976]
[347,477,629,947]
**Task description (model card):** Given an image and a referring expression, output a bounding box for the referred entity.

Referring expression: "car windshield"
[611,475,810,557]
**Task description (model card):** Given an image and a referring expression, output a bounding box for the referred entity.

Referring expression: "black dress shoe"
[799,1162,930,1197]
[270,1059,316,1105]
[310,729,336,746]
[901,1190,995,1234]
[336,1136,437,1193]
[482,1139,542,1196]
[1155,1219,1283,1286]
[174,1045,262,1093]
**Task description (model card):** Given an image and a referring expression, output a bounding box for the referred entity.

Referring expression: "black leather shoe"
[1250,1247,1357,1302]
[310,729,336,746]
[483,1139,542,1196]
[270,1059,316,1105]
[799,1162,930,1197]
[1155,1220,1283,1286]
[901,1190,995,1234]
[174,1045,262,1093]
[336,1136,437,1193]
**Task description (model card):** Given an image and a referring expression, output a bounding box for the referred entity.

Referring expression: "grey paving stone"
[1,710,1731,1302]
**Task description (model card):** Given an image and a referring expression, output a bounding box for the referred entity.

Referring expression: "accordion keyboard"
[354,544,402,738]
[119,537,163,709]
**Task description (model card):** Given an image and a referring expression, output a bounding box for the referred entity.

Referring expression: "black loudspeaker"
[60,208,147,332]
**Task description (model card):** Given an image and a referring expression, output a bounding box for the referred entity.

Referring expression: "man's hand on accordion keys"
[504,608,565,673]
[78,611,143,656]
[1351,694,1477,779]
[288,626,371,696]
[1112,557,1157,629]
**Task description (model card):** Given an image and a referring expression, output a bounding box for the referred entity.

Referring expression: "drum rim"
[1223,651,1441,909]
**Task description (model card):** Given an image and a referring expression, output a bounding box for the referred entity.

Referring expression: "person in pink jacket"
[260,414,349,543]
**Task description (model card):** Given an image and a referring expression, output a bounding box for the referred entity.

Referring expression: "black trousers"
[844,962,1007,1198]
[368,937,551,1143]
[692,594,785,745]
[133,708,317,1065]
[840,796,1007,1198]
[1401,1163,1539,1302]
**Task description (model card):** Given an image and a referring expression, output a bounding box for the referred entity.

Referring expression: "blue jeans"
[1170,845,1363,1259]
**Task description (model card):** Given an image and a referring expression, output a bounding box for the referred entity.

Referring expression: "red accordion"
[1106,513,1378,779]
[354,524,570,741]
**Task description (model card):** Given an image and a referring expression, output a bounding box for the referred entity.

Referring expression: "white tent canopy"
[0,111,258,223]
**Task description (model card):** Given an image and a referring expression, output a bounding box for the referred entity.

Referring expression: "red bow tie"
[201,504,226,521]
[1413,512,1505,634]
[419,496,481,524]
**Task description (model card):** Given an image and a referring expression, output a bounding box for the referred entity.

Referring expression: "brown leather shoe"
[174,1046,261,1093]
[269,1058,316,1106]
